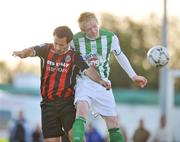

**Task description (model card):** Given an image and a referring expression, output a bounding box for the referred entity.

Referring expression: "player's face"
[84,19,99,39]
[53,35,69,54]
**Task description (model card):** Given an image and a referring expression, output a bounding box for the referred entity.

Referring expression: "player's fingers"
[140,77,147,85]
[12,53,18,57]
[102,82,111,90]
[143,78,147,86]
[106,83,111,90]
[12,51,20,56]
[138,82,144,88]
[140,80,147,88]
[106,85,110,90]
[12,52,16,56]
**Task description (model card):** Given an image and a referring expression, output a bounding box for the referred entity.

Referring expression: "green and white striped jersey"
[71,28,121,78]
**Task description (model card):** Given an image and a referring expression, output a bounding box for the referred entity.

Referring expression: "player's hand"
[131,75,147,88]
[99,79,111,90]
[12,51,26,58]
[12,48,34,58]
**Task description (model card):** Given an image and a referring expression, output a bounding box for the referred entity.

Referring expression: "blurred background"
[0,0,180,142]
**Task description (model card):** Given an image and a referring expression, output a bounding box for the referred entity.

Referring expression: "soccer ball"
[147,45,169,67]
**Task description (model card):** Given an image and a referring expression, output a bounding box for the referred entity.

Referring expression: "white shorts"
[74,76,117,116]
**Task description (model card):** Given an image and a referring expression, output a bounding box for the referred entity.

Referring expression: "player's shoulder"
[38,43,53,48]
[99,28,114,37]
[38,43,54,54]
[72,50,81,54]
[73,32,85,39]
[70,49,81,56]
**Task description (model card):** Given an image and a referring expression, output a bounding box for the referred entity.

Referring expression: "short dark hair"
[53,26,73,43]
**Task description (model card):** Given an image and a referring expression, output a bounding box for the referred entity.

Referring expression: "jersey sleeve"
[33,43,49,58]
[74,52,89,72]
[111,35,122,56]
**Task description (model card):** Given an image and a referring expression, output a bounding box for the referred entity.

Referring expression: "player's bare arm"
[12,48,34,58]
[84,67,111,90]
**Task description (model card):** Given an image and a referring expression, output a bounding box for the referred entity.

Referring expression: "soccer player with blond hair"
[71,12,148,142]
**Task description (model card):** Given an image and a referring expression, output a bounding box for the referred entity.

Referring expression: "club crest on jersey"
[86,54,99,67]
[65,55,71,62]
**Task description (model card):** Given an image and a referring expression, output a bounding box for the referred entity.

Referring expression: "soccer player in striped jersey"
[12,26,111,142]
[71,12,148,142]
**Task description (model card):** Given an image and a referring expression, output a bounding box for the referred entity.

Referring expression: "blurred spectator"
[85,123,105,142]
[118,117,128,142]
[152,115,168,142]
[32,124,43,142]
[9,110,32,142]
[132,118,150,142]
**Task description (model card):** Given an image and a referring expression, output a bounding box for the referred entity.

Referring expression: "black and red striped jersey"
[33,43,89,100]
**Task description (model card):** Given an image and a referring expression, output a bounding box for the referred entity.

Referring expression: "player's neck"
[86,33,99,40]
[57,50,69,55]
[55,46,70,55]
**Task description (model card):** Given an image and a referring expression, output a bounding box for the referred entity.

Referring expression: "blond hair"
[78,12,98,31]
